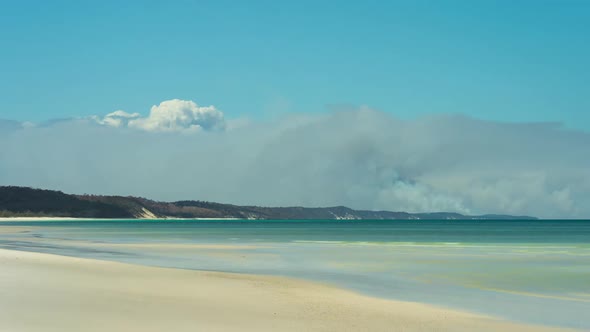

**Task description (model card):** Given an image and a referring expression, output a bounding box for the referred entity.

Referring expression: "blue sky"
[1,1,590,217]
[1,0,589,128]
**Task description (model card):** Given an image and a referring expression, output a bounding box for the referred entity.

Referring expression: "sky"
[1,1,590,218]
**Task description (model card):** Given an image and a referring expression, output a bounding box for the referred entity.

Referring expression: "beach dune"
[0,249,573,332]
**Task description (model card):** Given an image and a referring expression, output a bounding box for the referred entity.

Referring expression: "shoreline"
[0,217,97,221]
[0,248,576,332]
[0,217,243,222]
[2,217,589,223]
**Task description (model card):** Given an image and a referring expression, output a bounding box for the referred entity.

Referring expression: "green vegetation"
[0,186,536,220]
[0,186,133,218]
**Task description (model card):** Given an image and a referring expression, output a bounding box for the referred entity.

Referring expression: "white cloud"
[90,99,226,132]
[91,110,141,128]
[1,108,589,218]
[90,99,226,133]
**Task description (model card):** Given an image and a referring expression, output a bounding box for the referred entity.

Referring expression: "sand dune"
[0,249,575,332]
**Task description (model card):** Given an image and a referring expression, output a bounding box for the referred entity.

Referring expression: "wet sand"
[0,249,575,332]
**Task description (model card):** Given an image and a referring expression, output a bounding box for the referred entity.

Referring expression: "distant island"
[0,186,536,220]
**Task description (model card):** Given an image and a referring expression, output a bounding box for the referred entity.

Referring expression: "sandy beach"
[0,249,575,332]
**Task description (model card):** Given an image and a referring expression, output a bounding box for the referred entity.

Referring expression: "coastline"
[0,248,575,332]
[0,217,243,222]
[0,217,97,221]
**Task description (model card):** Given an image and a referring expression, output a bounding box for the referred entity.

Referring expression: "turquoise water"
[1,220,589,329]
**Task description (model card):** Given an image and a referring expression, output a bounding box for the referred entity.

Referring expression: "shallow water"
[1,219,589,329]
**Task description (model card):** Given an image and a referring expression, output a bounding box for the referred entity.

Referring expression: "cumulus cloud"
[1,107,589,218]
[91,99,225,132]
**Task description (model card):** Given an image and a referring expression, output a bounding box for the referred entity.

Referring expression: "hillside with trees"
[0,186,536,220]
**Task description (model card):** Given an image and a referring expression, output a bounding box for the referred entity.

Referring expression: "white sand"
[0,249,574,332]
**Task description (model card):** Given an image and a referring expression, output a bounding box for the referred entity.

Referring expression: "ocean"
[1,219,589,329]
